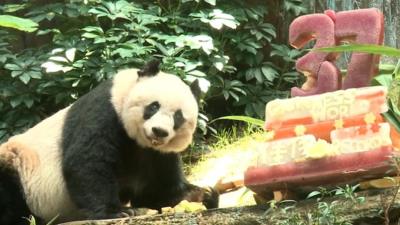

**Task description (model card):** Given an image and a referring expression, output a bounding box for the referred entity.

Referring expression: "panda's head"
[115,59,200,153]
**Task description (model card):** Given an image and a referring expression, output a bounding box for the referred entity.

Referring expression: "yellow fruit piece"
[265,131,275,141]
[173,200,207,213]
[161,207,174,214]
[294,125,306,136]
[360,177,400,189]
[364,112,376,124]
[334,119,344,129]
[173,205,186,213]
[304,139,337,159]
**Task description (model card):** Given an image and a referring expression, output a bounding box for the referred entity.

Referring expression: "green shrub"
[0,0,304,143]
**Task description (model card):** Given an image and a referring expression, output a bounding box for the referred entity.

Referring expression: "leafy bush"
[0,0,304,142]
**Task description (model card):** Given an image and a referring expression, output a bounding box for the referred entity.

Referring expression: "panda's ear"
[138,59,161,77]
[190,79,201,102]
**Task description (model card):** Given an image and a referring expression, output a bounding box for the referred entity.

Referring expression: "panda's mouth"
[150,138,163,146]
[145,134,165,146]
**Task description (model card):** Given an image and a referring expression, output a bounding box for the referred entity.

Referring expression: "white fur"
[111,68,140,116]
[0,107,82,222]
[116,71,198,153]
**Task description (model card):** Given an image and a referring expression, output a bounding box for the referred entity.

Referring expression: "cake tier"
[245,146,394,194]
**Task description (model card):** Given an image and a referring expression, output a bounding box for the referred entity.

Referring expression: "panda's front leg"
[129,152,219,211]
[62,145,128,220]
[181,182,220,209]
[131,178,219,211]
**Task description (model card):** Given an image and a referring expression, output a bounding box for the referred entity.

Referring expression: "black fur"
[173,110,185,130]
[152,127,168,138]
[143,101,160,120]
[138,59,161,77]
[61,78,218,221]
[0,166,32,225]
[190,79,201,102]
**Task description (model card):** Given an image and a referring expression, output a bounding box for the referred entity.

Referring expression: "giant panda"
[0,59,218,225]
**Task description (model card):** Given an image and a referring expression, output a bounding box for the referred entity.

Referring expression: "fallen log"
[59,188,400,225]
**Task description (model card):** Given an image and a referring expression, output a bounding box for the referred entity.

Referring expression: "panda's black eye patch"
[143,101,160,120]
[173,110,185,130]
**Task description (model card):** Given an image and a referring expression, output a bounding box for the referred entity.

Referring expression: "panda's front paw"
[121,207,136,216]
[183,185,219,209]
[109,211,130,219]
[201,186,219,209]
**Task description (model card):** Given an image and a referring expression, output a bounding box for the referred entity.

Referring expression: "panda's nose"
[152,127,169,138]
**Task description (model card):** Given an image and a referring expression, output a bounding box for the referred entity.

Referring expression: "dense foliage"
[0,0,305,143]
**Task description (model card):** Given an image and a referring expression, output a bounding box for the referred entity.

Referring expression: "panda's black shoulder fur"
[60,78,195,216]
[61,79,127,159]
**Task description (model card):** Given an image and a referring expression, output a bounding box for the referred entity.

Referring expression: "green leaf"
[28,71,42,79]
[211,115,264,127]
[254,68,263,83]
[391,100,400,121]
[238,43,257,55]
[3,4,28,13]
[19,73,31,84]
[82,26,104,33]
[0,15,38,32]
[37,28,60,36]
[232,87,247,95]
[82,32,100,39]
[4,63,22,71]
[372,74,392,87]
[391,60,400,115]
[72,79,80,87]
[188,70,206,77]
[11,70,23,77]
[222,90,229,100]
[283,0,306,16]
[260,23,276,37]
[10,96,23,108]
[23,97,34,108]
[65,48,76,62]
[214,61,224,71]
[379,64,396,72]
[229,91,239,101]
[209,10,238,30]
[93,38,106,44]
[315,44,400,57]
[204,0,216,6]
[306,191,321,199]
[261,66,278,81]
[146,38,170,56]
[383,109,400,132]
[230,80,243,87]
[283,71,301,82]
[113,48,133,58]
[46,214,59,225]
[245,69,254,81]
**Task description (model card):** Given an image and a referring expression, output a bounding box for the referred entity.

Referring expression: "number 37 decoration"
[289,8,384,97]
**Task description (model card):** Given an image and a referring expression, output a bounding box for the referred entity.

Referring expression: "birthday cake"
[244,8,399,196]
[244,86,398,194]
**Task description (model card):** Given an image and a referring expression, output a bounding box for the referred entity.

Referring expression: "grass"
[26,215,58,225]
[184,124,264,172]
[185,124,267,207]
[186,124,264,184]
[266,184,365,225]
